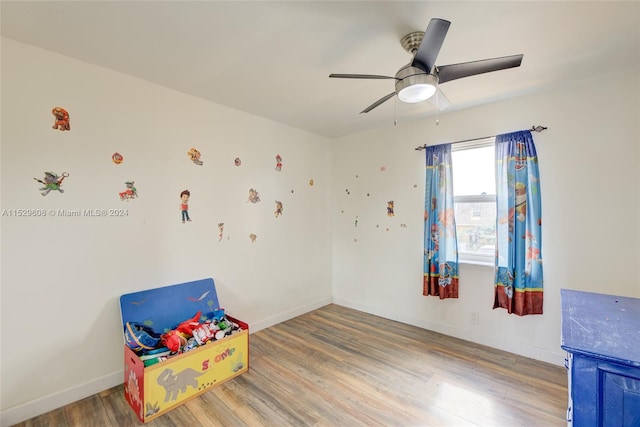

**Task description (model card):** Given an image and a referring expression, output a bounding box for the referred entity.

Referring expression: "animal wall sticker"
[275,154,283,171]
[218,223,224,241]
[52,107,70,131]
[187,148,203,166]
[119,181,138,201]
[234,157,241,167]
[34,172,69,196]
[274,201,283,217]
[387,201,395,217]
[247,188,260,203]
[180,190,191,223]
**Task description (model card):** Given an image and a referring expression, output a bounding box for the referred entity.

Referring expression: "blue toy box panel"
[120,278,221,334]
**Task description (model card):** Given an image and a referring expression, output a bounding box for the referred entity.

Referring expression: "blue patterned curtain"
[424,144,459,299]
[494,130,543,315]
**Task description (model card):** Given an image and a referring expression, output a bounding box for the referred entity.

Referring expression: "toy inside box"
[119,278,249,423]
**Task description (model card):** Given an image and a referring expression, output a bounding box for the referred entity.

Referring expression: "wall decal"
[234,157,241,166]
[309,179,314,186]
[187,148,203,166]
[249,233,257,243]
[247,188,260,203]
[51,107,70,131]
[400,224,407,228]
[180,190,191,223]
[119,181,138,201]
[345,189,350,195]
[275,154,283,171]
[34,172,68,196]
[387,201,395,217]
[274,201,283,217]
[355,216,359,227]
[380,166,386,172]
[112,152,124,165]
[218,223,224,241]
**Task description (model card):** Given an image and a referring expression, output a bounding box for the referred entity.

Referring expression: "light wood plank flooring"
[13,304,568,426]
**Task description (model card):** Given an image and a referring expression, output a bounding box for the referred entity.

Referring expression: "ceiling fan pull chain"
[435,90,440,126]
[394,96,398,126]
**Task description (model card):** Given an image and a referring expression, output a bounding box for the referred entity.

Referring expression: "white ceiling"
[2,1,639,139]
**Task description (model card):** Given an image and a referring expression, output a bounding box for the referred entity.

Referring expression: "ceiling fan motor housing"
[395,65,438,103]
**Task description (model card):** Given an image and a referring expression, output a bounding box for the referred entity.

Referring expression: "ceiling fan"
[329,18,523,113]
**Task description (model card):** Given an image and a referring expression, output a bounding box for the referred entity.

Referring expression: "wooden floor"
[13,304,568,426]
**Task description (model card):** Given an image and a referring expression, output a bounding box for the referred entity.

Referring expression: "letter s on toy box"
[120,278,249,423]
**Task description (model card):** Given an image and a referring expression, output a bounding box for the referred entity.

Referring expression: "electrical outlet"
[470,311,480,325]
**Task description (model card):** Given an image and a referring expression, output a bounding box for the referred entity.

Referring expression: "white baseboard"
[332,298,566,367]
[1,297,333,426]
[1,370,123,427]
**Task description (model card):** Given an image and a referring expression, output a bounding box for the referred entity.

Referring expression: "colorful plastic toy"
[124,322,161,352]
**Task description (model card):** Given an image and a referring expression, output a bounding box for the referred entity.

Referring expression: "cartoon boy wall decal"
[180,190,191,223]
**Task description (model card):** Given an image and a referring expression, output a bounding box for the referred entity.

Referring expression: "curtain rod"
[414,125,548,151]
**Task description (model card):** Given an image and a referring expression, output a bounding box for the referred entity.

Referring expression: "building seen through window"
[451,140,496,263]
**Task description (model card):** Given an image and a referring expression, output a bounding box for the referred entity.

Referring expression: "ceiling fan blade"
[428,87,450,111]
[329,74,397,80]
[360,92,396,114]
[411,18,451,73]
[435,54,524,84]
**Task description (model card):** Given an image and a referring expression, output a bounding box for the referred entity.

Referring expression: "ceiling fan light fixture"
[395,70,438,103]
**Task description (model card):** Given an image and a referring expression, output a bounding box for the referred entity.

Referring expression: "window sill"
[459,259,494,268]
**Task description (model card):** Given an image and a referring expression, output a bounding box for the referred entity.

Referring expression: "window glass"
[452,145,495,196]
[452,144,496,263]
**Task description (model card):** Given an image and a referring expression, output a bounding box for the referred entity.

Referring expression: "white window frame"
[452,137,496,265]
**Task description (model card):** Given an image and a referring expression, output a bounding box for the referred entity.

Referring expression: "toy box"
[120,278,249,423]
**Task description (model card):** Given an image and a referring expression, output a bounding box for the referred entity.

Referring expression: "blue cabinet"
[561,289,640,426]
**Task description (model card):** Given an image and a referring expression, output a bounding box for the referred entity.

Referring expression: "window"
[451,139,496,264]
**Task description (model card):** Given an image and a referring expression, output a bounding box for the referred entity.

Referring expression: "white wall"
[0,38,332,424]
[331,70,640,366]
[3,36,640,426]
